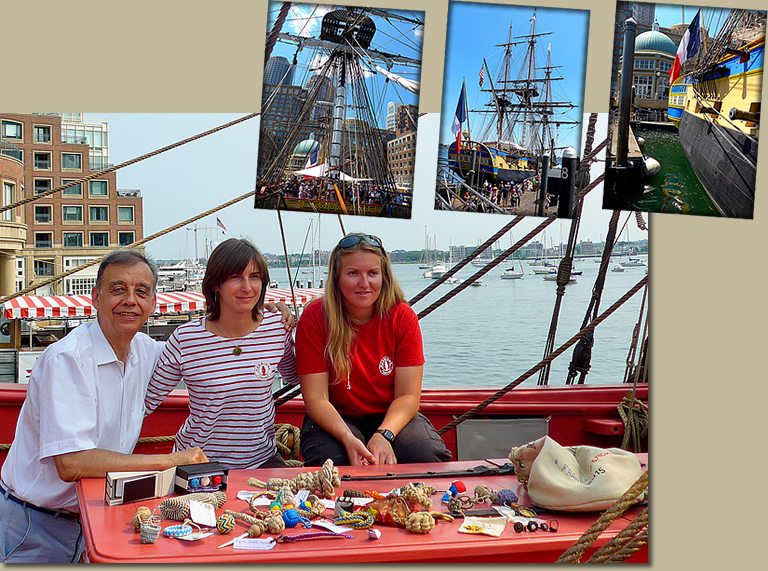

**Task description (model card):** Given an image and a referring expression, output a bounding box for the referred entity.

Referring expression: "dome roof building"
[626,21,676,107]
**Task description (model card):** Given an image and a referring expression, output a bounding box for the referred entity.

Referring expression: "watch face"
[378,429,395,443]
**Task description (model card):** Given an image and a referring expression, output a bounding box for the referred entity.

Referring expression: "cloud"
[288,5,332,37]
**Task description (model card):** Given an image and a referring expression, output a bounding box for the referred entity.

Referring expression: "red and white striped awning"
[2,288,323,319]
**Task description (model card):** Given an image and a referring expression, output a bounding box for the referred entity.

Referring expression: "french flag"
[451,79,468,152]
[216,217,227,234]
[669,10,701,85]
[305,143,319,168]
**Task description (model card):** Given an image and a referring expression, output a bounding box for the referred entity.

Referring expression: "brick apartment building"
[0,113,143,296]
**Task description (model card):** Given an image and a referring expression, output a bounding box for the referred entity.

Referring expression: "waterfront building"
[286,135,319,176]
[387,130,416,189]
[0,113,143,296]
[631,21,676,104]
[386,102,401,131]
[259,83,321,177]
[394,104,419,137]
[305,74,333,122]
[264,56,294,86]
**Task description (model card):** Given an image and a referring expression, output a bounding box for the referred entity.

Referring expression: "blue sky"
[439,2,589,154]
[653,3,734,36]
[265,2,424,131]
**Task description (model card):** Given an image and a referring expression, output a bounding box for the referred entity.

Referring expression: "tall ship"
[447,8,580,184]
[256,4,423,218]
[667,9,764,219]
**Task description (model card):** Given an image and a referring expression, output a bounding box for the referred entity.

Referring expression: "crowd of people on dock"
[1,234,448,563]
[260,177,410,208]
[461,176,555,214]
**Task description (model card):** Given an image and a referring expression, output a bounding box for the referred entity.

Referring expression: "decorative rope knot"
[159,491,227,521]
[247,458,340,498]
[334,512,375,529]
[401,482,433,511]
[132,506,154,531]
[275,423,301,461]
[557,258,573,287]
[472,484,497,505]
[405,512,435,534]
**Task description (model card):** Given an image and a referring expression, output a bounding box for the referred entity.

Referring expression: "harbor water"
[630,126,720,216]
[268,258,648,389]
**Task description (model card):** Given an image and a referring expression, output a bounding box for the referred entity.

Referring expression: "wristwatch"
[376,429,395,443]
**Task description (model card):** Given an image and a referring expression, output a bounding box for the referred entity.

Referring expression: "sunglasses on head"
[338,234,383,250]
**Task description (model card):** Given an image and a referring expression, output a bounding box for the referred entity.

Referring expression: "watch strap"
[376,429,395,443]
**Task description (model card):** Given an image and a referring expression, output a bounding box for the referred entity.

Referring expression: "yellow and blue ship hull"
[447,140,535,183]
[667,36,763,218]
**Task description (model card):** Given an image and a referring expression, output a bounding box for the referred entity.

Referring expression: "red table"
[77,457,648,563]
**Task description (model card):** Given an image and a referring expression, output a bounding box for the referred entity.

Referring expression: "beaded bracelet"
[276,531,355,543]
[334,512,375,529]
[163,519,202,538]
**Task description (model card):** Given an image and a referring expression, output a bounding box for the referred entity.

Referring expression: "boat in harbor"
[500,267,524,279]
[620,257,647,268]
[446,8,580,185]
[667,9,764,219]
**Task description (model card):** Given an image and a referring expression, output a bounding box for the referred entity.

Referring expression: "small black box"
[174,462,228,495]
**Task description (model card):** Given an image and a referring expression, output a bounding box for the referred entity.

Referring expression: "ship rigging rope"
[265,2,292,64]
[555,471,648,563]
[619,284,649,453]
[437,275,648,436]
[565,211,621,385]
[538,113,597,385]
[0,113,258,215]
[416,217,555,321]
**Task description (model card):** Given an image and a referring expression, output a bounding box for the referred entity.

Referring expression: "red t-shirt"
[295,299,424,418]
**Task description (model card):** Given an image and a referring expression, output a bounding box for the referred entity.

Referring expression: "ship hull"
[667,35,763,219]
[447,140,535,183]
[678,108,757,218]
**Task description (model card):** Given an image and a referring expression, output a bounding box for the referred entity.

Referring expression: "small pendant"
[233,347,242,356]
[346,376,351,390]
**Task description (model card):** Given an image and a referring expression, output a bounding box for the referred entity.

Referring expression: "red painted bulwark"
[1,383,648,464]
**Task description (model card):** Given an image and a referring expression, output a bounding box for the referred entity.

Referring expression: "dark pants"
[300,413,452,466]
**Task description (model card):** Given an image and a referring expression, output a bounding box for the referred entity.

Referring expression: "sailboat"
[447,8,579,185]
[255,5,424,219]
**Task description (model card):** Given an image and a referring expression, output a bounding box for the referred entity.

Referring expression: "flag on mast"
[216,217,227,234]
[451,79,468,152]
[305,143,319,168]
[669,10,701,84]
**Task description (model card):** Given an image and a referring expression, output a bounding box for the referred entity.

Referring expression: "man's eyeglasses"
[338,234,383,250]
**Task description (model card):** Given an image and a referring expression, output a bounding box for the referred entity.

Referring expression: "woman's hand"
[342,432,375,466]
[264,301,295,331]
[368,433,397,465]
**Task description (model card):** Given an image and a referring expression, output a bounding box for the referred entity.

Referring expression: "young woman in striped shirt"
[144,239,298,469]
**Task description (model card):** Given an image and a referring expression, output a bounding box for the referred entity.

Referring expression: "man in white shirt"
[0,250,207,563]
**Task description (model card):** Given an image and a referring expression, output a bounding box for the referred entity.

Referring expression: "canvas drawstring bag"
[509,436,644,511]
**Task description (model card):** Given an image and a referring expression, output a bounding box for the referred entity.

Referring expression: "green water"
[630,127,721,217]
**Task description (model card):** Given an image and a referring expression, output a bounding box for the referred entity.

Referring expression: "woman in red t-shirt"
[295,233,451,466]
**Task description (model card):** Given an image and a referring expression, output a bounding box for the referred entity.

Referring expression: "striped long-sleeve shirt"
[144,313,298,469]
